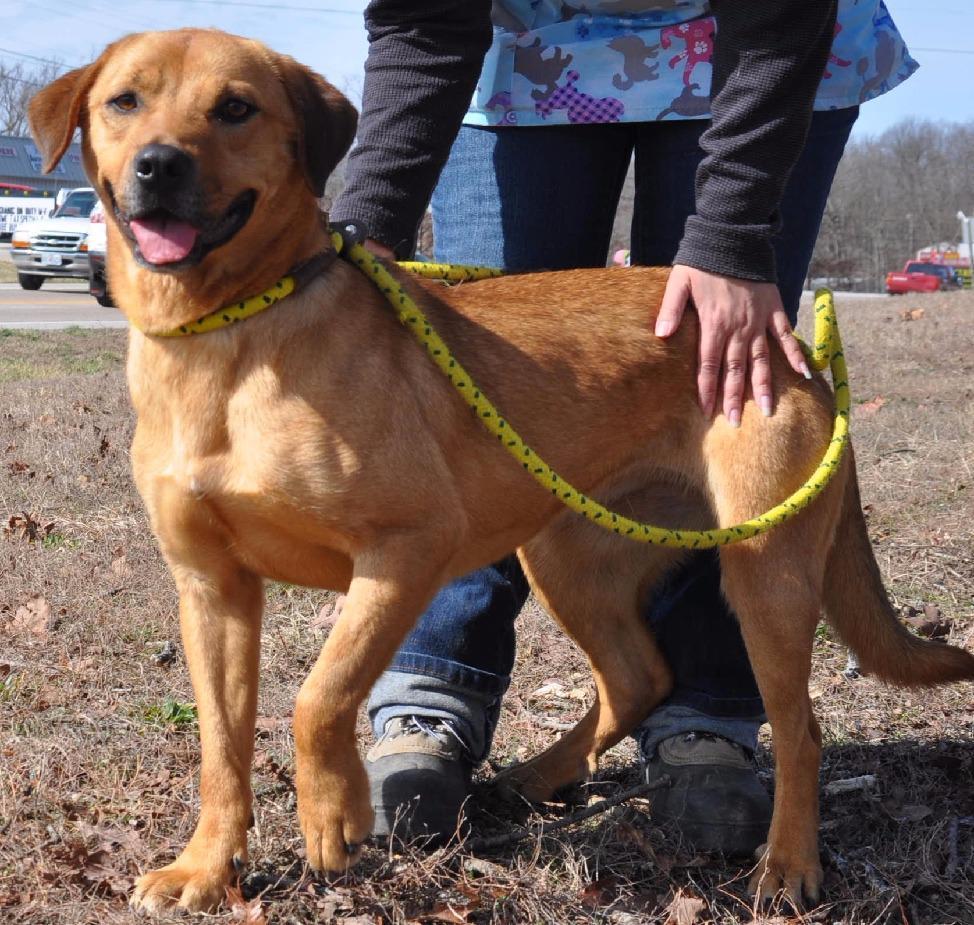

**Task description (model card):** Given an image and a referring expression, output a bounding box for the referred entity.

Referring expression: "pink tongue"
[129,216,200,264]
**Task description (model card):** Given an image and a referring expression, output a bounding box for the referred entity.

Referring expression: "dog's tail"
[823,456,974,687]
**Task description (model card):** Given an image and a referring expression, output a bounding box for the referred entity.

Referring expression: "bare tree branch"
[0,59,64,137]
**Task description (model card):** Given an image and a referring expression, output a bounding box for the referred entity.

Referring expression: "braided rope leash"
[334,232,850,549]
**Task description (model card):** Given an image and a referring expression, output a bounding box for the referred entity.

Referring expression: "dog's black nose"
[133,144,194,192]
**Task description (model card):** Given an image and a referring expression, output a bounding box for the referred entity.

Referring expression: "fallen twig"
[465,776,671,852]
[945,815,960,880]
[824,774,877,795]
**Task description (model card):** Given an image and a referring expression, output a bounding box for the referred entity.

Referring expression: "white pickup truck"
[9,187,98,290]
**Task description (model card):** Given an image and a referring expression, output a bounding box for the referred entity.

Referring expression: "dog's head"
[29,29,356,275]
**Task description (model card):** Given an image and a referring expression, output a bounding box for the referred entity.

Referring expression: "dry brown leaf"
[66,656,96,674]
[899,307,925,321]
[81,847,133,896]
[48,838,132,895]
[902,603,952,639]
[664,889,706,925]
[9,596,55,641]
[530,681,569,699]
[4,512,54,543]
[35,683,69,709]
[408,900,479,925]
[889,803,932,823]
[227,883,268,924]
[462,857,508,880]
[856,395,886,416]
[255,714,291,734]
[580,876,617,908]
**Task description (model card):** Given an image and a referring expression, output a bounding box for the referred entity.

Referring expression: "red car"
[886,261,961,294]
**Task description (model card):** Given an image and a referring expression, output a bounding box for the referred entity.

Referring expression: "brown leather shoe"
[643,732,772,856]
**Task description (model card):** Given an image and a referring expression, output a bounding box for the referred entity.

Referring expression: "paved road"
[3,244,125,329]
[1,242,887,333]
[0,282,126,329]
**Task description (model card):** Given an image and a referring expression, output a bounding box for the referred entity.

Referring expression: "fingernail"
[800,362,812,380]
[655,319,674,338]
[759,396,773,417]
[728,409,741,428]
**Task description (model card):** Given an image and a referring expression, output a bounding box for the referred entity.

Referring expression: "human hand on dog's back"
[333,0,837,425]
[654,265,812,427]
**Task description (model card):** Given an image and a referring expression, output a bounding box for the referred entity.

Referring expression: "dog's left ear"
[275,55,358,198]
[28,63,100,173]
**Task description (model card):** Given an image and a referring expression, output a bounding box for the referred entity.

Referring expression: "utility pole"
[958,212,974,289]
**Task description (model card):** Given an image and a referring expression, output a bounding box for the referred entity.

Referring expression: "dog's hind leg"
[719,525,830,906]
[293,530,456,872]
[132,528,263,913]
[707,412,843,907]
[499,487,687,802]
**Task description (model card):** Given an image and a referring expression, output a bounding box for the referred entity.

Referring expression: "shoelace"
[684,731,735,746]
[383,716,470,754]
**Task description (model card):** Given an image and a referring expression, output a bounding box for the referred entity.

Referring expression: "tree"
[811,119,974,290]
[0,59,64,137]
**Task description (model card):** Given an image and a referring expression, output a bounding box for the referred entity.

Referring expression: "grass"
[0,253,17,283]
[139,698,199,729]
[0,328,124,381]
[0,290,972,923]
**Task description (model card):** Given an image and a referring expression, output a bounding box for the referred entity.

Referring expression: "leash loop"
[333,231,850,548]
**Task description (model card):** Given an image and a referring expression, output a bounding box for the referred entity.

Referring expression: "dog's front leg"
[132,564,262,913]
[293,537,451,872]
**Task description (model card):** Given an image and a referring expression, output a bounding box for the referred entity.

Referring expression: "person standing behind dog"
[331,0,917,853]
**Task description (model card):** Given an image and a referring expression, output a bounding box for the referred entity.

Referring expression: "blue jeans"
[369,107,859,762]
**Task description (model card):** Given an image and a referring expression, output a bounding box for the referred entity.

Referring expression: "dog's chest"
[133,394,357,588]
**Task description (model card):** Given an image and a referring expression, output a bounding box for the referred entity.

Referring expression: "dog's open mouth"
[129,213,201,265]
[114,189,257,270]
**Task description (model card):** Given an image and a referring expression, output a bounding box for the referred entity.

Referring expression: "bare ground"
[1,290,972,924]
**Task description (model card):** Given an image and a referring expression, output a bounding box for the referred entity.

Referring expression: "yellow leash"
[334,232,851,549]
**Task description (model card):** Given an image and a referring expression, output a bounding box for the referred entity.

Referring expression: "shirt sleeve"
[330,0,493,258]
[674,0,839,283]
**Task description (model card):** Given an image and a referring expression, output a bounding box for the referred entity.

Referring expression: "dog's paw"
[748,843,823,908]
[295,747,372,872]
[130,857,236,913]
[492,763,558,804]
[299,798,373,871]
[493,752,592,804]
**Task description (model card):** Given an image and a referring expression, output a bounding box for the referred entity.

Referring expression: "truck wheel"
[17,273,44,291]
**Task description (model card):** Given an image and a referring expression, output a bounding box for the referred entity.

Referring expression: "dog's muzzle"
[112,144,256,271]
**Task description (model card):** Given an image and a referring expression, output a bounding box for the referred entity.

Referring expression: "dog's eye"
[110,93,139,113]
[215,98,257,124]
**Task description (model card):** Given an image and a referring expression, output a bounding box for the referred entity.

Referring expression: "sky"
[0,0,972,140]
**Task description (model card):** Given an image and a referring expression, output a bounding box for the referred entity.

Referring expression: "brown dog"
[29,28,974,914]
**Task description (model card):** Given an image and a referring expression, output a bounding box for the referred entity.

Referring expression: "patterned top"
[467,0,916,127]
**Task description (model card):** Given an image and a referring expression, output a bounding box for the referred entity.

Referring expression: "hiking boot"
[642,732,772,856]
[366,716,473,844]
